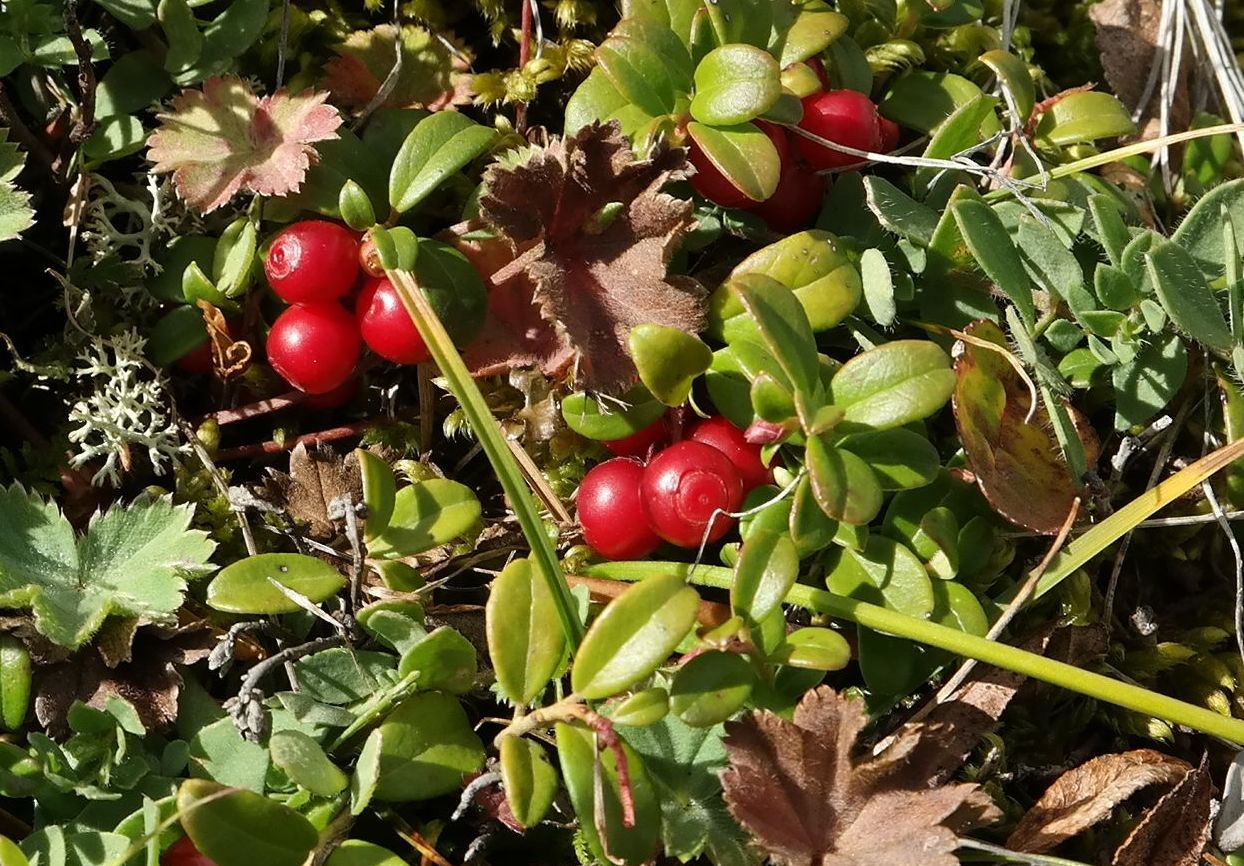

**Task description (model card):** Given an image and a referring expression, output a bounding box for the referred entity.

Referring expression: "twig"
[452,772,502,821]
[275,0,292,87]
[64,0,97,147]
[516,0,535,132]
[505,433,573,525]
[205,392,304,426]
[228,635,347,740]
[418,363,436,454]
[350,0,403,130]
[215,421,384,461]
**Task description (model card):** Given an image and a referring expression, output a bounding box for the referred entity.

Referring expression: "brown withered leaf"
[34,623,216,737]
[262,443,361,540]
[476,122,704,393]
[953,320,1099,534]
[196,299,251,380]
[1089,0,1191,139]
[1007,749,1190,853]
[1112,756,1213,866]
[721,686,999,866]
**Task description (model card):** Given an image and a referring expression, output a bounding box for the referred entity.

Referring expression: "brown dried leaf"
[721,686,998,866]
[1007,749,1191,853]
[1089,0,1191,139]
[262,443,362,540]
[953,319,1098,534]
[1112,756,1213,866]
[196,300,251,380]
[476,122,704,393]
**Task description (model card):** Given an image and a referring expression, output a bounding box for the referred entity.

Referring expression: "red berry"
[641,441,744,548]
[878,116,901,153]
[747,159,825,232]
[162,837,217,866]
[603,417,669,458]
[356,276,430,365]
[806,57,831,90]
[688,122,790,208]
[303,376,358,410]
[578,458,663,560]
[794,90,882,171]
[267,303,361,394]
[264,221,361,304]
[689,416,773,491]
[175,340,213,375]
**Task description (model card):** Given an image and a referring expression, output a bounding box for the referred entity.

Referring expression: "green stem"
[584,561,1244,744]
[387,269,584,650]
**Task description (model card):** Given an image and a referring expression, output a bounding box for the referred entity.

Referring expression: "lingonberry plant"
[6,1,1244,866]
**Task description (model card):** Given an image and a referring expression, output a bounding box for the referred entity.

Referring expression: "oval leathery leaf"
[486,557,568,705]
[732,528,799,629]
[177,779,318,866]
[268,730,348,797]
[606,687,670,727]
[355,449,396,540]
[372,692,485,802]
[777,627,851,670]
[0,635,30,732]
[366,479,481,559]
[669,651,754,727]
[499,735,558,828]
[206,553,346,614]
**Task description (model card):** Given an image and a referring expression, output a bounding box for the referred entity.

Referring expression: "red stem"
[215,421,381,461]
[583,710,637,829]
[203,392,304,426]
[516,0,533,132]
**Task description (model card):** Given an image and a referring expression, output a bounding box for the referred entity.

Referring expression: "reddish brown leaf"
[1007,749,1191,853]
[261,443,362,540]
[1112,756,1213,866]
[1089,0,1191,139]
[322,25,471,111]
[476,122,704,393]
[196,300,251,380]
[952,319,1098,534]
[721,686,998,866]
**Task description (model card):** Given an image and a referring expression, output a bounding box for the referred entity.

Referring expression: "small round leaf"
[629,324,713,407]
[206,553,346,614]
[366,479,481,559]
[690,45,782,126]
[669,651,754,727]
[177,779,318,866]
[268,730,348,797]
[499,736,559,828]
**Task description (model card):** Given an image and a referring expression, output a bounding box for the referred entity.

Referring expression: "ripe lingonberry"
[689,416,773,492]
[794,90,882,171]
[267,303,361,395]
[175,340,213,375]
[356,276,430,365]
[746,158,825,232]
[689,121,790,208]
[264,221,361,304]
[161,837,217,866]
[578,458,663,560]
[641,441,744,548]
[879,116,901,153]
[603,417,669,458]
[302,377,358,410]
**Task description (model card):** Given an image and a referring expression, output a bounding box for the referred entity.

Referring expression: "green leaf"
[0,487,214,649]
[596,35,678,118]
[1112,332,1188,430]
[20,830,131,866]
[952,199,1034,327]
[978,49,1035,122]
[727,274,822,402]
[365,479,481,559]
[611,17,695,89]
[211,217,256,297]
[629,324,712,406]
[486,558,567,705]
[860,248,897,327]
[357,600,426,656]
[825,535,935,616]
[93,0,158,30]
[829,340,955,430]
[173,0,267,84]
[356,449,396,540]
[0,836,27,866]
[779,3,849,65]
[571,573,699,700]
[1088,194,1131,267]
[350,729,382,815]
[325,841,409,866]
[206,553,345,614]
[608,687,671,727]
[686,121,781,203]
[268,730,348,797]
[914,94,997,190]
[910,506,960,578]
[713,230,863,340]
[146,305,208,366]
[1035,91,1136,146]
[777,626,851,670]
[158,0,202,74]
[414,238,489,347]
[499,736,558,828]
[293,649,396,706]
[690,45,781,126]
[670,651,753,727]
[556,723,661,866]
[805,434,884,525]
[1146,239,1234,351]
[0,131,33,242]
[0,636,29,732]
[373,692,485,801]
[178,780,317,866]
[83,114,149,164]
[389,112,497,214]
[396,627,477,692]
[863,176,939,247]
[338,180,377,231]
[838,427,940,490]
[562,387,666,441]
[188,718,269,791]
[1171,178,1244,279]
[879,71,994,134]
[565,67,629,135]
[732,529,798,629]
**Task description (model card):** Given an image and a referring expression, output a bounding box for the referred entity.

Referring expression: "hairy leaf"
[477,122,704,392]
[148,76,342,212]
[0,130,33,242]
[323,24,471,111]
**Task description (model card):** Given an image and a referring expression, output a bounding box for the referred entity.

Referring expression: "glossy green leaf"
[349,729,382,815]
[211,217,256,298]
[751,372,798,424]
[731,529,798,628]
[777,626,851,670]
[910,506,960,579]
[0,635,29,732]
[486,557,568,705]
[205,553,345,614]
[146,305,209,366]
[686,121,781,203]
[565,67,630,135]
[727,274,821,401]
[338,180,376,231]
[1112,332,1188,430]
[829,340,956,430]
[571,573,699,700]
[95,52,169,119]
[356,449,396,540]
[864,176,939,247]
[669,652,753,727]
[915,94,997,191]
[860,248,897,327]
[596,35,678,117]
[824,535,935,616]
[779,4,849,65]
[556,723,660,866]
[94,0,158,30]
[705,342,785,429]
[414,239,489,347]
[178,779,317,866]
[0,836,27,866]
[1035,91,1136,146]
[365,479,481,559]
[702,0,773,47]
[325,841,409,866]
[397,627,477,692]
[389,113,497,214]
[357,600,426,656]
[158,0,202,74]
[562,387,667,441]
[373,692,485,801]
[499,736,558,828]
[629,324,713,406]
[1171,178,1244,279]
[690,45,781,126]
[805,434,884,525]
[367,226,418,272]
[173,0,267,83]
[373,560,424,592]
[788,475,840,555]
[1146,239,1233,351]
[84,113,146,163]
[879,71,993,134]
[838,428,940,490]
[268,730,348,797]
[952,198,1034,327]
[607,687,671,727]
[978,49,1035,121]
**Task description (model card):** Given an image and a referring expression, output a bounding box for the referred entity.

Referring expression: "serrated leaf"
[0,131,33,242]
[0,486,215,649]
[148,76,342,213]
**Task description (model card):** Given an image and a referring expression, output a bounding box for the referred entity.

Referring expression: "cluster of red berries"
[263,220,434,395]
[577,416,773,560]
[689,63,897,231]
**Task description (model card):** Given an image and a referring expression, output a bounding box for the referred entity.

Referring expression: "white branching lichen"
[66,329,186,487]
